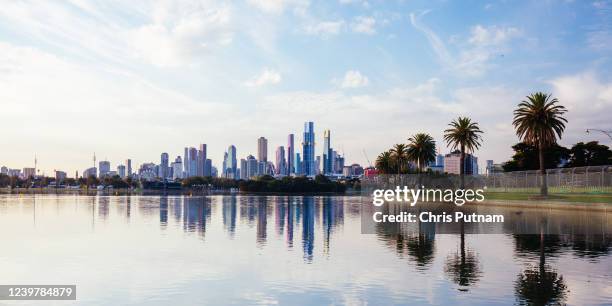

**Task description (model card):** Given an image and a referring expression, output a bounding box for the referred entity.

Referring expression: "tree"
[407,133,436,172]
[444,117,483,188]
[566,141,612,167]
[375,151,394,174]
[502,142,570,172]
[390,143,409,175]
[513,92,567,196]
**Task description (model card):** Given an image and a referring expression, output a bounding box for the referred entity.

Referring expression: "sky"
[0,0,611,176]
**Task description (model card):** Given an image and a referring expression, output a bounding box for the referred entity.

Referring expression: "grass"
[484,191,612,204]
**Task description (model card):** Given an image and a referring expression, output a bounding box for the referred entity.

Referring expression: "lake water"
[0,194,610,305]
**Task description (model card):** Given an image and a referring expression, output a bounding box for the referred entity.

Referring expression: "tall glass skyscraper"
[287,134,295,174]
[322,129,332,175]
[302,121,315,176]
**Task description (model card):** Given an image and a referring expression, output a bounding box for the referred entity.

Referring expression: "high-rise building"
[246,155,258,178]
[197,144,207,176]
[23,167,36,178]
[322,129,332,175]
[225,145,237,179]
[117,165,126,178]
[444,151,478,175]
[171,156,183,179]
[436,154,444,167]
[160,152,169,179]
[295,152,302,175]
[240,159,248,180]
[258,137,268,162]
[275,146,287,175]
[0,166,7,175]
[184,147,189,176]
[287,134,295,174]
[125,159,132,177]
[204,159,212,177]
[99,161,111,177]
[188,147,198,177]
[315,156,321,175]
[302,121,315,176]
[83,167,97,178]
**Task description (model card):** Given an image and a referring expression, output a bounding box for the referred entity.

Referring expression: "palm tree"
[375,151,394,174]
[513,92,567,196]
[443,117,483,188]
[390,143,409,175]
[407,133,437,172]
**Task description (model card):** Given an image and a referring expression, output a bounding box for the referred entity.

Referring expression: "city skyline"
[0,1,611,175]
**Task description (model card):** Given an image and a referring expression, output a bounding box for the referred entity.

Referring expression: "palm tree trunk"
[538,139,548,196]
[460,146,465,189]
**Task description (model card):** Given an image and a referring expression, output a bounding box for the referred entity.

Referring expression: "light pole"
[586,129,612,142]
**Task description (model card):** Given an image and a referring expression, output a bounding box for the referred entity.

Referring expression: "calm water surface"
[0,195,610,305]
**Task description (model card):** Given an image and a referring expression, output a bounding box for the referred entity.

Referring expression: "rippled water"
[0,195,610,305]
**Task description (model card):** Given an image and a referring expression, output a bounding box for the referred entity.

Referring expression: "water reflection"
[1,195,610,305]
[444,221,482,290]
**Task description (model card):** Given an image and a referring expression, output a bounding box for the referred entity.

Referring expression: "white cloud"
[410,12,521,76]
[468,25,521,46]
[247,0,286,14]
[335,70,370,88]
[303,20,345,37]
[246,0,310,15]
[129,2,233,67]
[244,68,282,87]
[549,72,612,138]
[351,16,376,34]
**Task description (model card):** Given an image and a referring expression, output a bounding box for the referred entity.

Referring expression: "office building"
[240,159,248,180]
[275,146,287,176]
[444,151,478,175]
[205,159,212,177]
[302,121,315,176]
[83,167,97,178]
[99,161,111,177]
[125,159,132,177]
[225,145,237,179]
[246,155,258,179]
[117,165,126,178]
[0,166,7,175]
[198,144,207,176]
[55,170,67,184]
[323,129,332,174]
[23,167,36,178]
[188,147,198,177]
[172,156,183,179]
[287,134,295,174]
[258,137,268,162]
[295,152,302,175]
[160,152,169,179]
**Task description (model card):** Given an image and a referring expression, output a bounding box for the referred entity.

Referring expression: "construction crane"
[586,129,612,141]
[362,149,372,167]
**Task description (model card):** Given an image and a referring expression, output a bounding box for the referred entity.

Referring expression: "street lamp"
[586,129,612,141]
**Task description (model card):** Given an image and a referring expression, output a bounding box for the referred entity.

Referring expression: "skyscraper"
[197,144,207,176]
[258,137,268,162]
[117,165,126,178]
[188,147,198,177]
[125,159,132,177]
[302,121,315,176]
[287,134,295,174]
[322,129,332,175]
[99,160,110,177]
[160,152,169,179]
[240,158,247,180]
[246,155,258,178]
[275,146,287,175]
[172,156,183,179]
[226,145,237,179]
[204,159,212,177]
[295,152,302,175]
[184,147,189,176]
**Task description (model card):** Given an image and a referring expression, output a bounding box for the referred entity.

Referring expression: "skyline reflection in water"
[0,194,610,305]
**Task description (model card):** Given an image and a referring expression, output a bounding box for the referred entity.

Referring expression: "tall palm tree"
[390,143,409,175]
[443,117,483,188]
[407,133,437,172]
[375,151,394,174]
[513,92,567,196]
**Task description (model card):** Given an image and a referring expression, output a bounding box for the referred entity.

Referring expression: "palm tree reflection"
[444,221,481,290]
[514,231,568,305]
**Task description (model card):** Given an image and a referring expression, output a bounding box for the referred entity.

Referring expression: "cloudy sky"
[0,0,611,175]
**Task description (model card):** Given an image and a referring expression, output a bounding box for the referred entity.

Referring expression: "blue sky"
[0,0,611,175]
